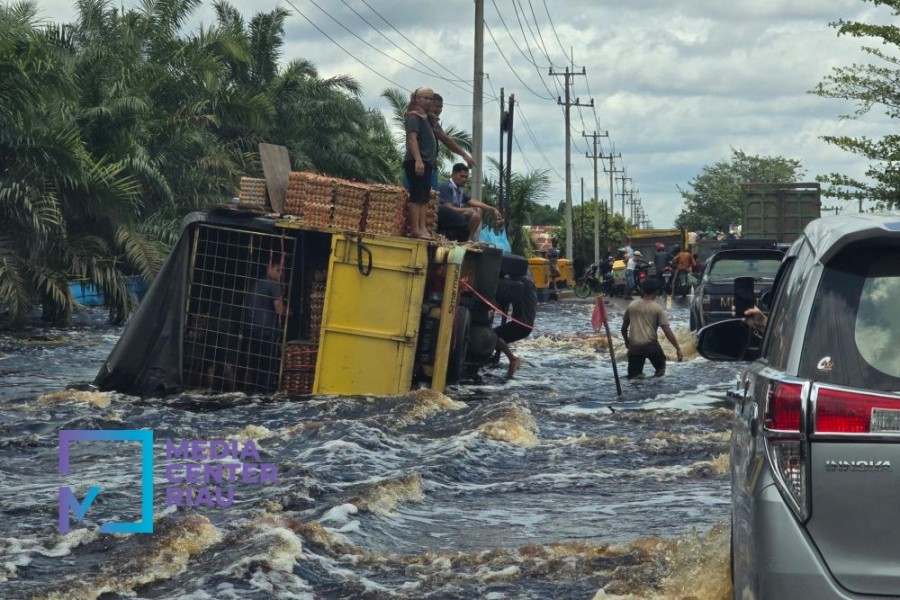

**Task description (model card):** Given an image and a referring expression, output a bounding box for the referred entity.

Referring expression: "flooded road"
[0,296,738,599]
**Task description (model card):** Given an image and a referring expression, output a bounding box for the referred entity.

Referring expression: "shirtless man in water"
[494,272,538,378]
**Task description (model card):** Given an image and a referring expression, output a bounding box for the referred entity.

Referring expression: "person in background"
[621,278,683,379]
[547,238,561,296]
[493,272,538,379]
[404,87,437,240]
[625,250,646,300]
[245,261,285,392]
[672,246,698,297]
[437,163,503,241]
[654,242,669,287]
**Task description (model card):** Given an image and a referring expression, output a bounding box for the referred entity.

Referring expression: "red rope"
[460,279,613,341]
[460,279,535,332]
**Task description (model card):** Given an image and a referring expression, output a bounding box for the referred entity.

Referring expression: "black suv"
[697,213,900,598]
[688,244,784,330]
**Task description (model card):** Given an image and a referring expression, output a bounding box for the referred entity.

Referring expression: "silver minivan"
[697,212,900,599]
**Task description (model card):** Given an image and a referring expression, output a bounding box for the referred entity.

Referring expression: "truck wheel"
[574,280,591,298]
[446,306,470,385]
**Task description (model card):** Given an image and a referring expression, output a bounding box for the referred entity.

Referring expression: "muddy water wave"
[1,297,736,598]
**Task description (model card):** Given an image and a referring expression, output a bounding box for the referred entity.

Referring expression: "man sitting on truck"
[437,163,503,242]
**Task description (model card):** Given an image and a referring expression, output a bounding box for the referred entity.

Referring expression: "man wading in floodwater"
[621,278,682,378]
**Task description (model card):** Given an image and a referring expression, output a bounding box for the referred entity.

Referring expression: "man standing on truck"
[621,278,683,379]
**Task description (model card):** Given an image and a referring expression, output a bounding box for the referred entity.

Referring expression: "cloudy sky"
[33,0,892,228]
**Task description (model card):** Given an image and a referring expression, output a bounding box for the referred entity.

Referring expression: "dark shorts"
[403,161,434,204]
[627,341,666,379]
[494,322,533,345]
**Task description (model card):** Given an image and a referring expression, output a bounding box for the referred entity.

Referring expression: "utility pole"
[580,177,587,259]
[583,130,608,264]
[471,0,484,202]
[617,173,632,221]
[600,151,622,249]
[550,66,591,260]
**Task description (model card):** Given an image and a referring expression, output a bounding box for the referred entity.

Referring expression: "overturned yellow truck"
[93,206,529,397]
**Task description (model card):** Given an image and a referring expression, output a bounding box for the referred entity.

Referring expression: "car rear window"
[800,249,900,391]
[707,256,781,279]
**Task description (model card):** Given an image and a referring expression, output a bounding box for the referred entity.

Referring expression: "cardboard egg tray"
[333,180,369,232]
[285,171,335,221]
[281,367,315,395]
[239,177,268,207]
[308,281,326,342]
[365,184,407,235]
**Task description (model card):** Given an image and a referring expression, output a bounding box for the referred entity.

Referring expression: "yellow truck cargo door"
[314,234,427,395]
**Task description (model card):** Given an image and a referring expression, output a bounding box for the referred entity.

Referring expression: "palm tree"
[381,86,472,182]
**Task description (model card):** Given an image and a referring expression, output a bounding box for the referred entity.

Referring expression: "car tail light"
[763,381,808,521]
[765,382,802,431]
[815,387,900,434]
[701,294,710,312]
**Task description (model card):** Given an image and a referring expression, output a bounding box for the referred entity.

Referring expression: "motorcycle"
[660,264,675,295]
[630,263,651,296]
[575,263,606,298]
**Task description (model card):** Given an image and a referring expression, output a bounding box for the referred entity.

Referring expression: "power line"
[484,22,555,100]
[338,0,472,87]
[542,0,570,60]
[282,0,410,92]
[357,0,477,91]
[301,0,474,95]
[523,0,561,67]
[516,102,565,181]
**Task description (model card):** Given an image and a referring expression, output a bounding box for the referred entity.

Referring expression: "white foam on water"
[321,503,359,524]
[247,567,315,599]
[39,528,99,557]
[1,536,40,581]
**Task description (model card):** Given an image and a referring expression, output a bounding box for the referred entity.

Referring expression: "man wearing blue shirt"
[437,163,503,241]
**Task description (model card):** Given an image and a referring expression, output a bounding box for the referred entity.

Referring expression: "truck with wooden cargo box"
[93,149,529,397]
[691,182,821,265]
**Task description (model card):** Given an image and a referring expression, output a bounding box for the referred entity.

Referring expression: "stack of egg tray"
[281,341,318,395]
[239,177,268,207]
[399,192,439,237]
[333,180,369,231]
[365,184,408,235]
[308,280,326,343]
[285,172,334,227]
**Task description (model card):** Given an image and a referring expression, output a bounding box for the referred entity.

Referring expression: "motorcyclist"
[672,246,698,298]
[653,242,669,287]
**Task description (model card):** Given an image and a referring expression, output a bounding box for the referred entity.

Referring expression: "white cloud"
[30,0,893,231]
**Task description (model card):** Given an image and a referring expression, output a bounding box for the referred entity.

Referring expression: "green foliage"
[812,1,900,207]
[555,200,631,260]
[0,0,404,328]
[675,149,804,231]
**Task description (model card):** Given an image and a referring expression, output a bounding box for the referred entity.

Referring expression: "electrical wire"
[484,22,555,100]
[524,0,561,68]
[300,0,475,95]
[542,0,570,62]
[338,0,473,87]
[357,0,478,92]
[282,0,411,92]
